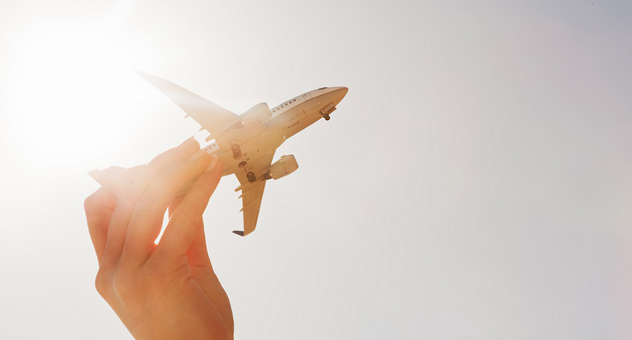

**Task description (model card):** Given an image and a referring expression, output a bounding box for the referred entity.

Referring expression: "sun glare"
[3,20,147,169]
[154,210,170,245]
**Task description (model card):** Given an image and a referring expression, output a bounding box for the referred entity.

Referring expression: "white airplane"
[139,72,348,236]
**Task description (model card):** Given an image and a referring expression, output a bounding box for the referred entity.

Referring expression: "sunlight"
[154,210,170,245]
[2,20,146,169]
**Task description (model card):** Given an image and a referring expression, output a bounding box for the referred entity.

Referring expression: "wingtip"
[135,69,149,78]
[136,70,160,82]
[232,230,245,237]
[87,169,129,199]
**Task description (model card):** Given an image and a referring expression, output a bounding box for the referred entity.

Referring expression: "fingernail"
[178,137,196,149]
[206,155,219,171]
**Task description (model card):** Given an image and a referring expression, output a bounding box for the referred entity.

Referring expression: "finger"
[133,137,199,194]
[187,219,212,267]
[192,263,235,337]
[121,151,213,266]
[84,187,117,263]
[169,195,213,266]
[183,222,234,337]
[168,193,186,218]
[169,195,212,267]
[153,155,222,261]
[101,138,198,267]
[164,163,232,334]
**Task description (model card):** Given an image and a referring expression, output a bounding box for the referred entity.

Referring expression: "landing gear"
[320,103,336,121]
[246,171,256,183]
[231,143,242,159]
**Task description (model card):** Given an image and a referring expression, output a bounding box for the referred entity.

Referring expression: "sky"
[0,0,631,339]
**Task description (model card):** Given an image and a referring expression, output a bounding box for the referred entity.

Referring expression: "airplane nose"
[334,86,348,101]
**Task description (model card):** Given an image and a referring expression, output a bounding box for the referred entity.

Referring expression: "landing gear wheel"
[246,172,256,183]
[323,113,330,121]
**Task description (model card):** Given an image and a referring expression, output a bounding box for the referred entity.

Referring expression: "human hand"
[84,138,233,340]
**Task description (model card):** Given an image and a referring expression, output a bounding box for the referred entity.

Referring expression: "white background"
[0,0,631,339]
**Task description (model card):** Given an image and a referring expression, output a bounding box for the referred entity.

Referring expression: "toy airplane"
[139,72,348,236]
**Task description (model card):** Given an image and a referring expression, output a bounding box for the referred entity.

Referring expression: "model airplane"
[139,72,348,236]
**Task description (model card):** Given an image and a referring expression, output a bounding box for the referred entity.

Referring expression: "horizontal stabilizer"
[232,230,244,236]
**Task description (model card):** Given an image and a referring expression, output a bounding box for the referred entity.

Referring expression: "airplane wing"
[233,180,267,236]
[232,151,276,236]
[138,71,241,148]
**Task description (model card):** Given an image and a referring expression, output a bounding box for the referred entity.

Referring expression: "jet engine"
[268,155,299,180]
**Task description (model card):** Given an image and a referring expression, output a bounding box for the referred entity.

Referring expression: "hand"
[84,138,233,340]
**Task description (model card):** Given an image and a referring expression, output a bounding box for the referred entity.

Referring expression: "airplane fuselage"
[209,86,348,179]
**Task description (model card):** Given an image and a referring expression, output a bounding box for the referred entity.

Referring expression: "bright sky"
[1,0,631,339]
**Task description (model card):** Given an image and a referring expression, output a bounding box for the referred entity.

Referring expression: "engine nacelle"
[268,155,299,180]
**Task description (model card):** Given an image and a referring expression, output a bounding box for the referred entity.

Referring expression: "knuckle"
[85,190,117,216]
[143,166,160,180]
[94,270,111,298]
[115,191,139,209]
[132,198,160,218]
[134,167,159,191]
[112,268,136,297]
[169,209,195,227]
[161,161,189,182]
[112,266,163,298]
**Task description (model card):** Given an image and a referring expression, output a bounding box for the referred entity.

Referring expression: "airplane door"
[302,93,312,116]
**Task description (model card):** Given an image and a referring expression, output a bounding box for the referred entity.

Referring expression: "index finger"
[152,155,222,262]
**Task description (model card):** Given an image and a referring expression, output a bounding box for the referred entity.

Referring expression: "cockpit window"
[318,87,327,90]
